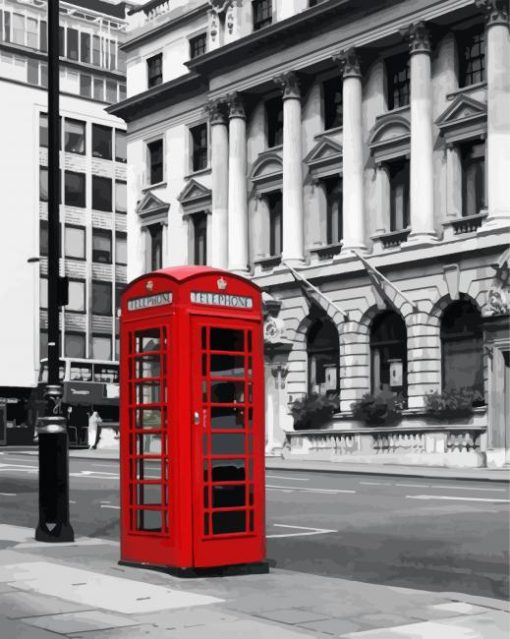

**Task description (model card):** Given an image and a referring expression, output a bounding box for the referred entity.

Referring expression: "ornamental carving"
[264,316,287,344]
[334,48,361,78]
[227,92,245,118]
[401,21,431,54]
[274,71,300,99]
[208,0,239,12]
[475,0,509,26]
[206,98,228,125]
[482,288,510,317]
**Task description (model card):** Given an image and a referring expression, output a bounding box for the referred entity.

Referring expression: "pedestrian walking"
[89,410,103,450]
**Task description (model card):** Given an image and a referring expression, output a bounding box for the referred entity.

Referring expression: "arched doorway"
[441,299,484,395]
[370,310,407,395]
[307,316,340,397]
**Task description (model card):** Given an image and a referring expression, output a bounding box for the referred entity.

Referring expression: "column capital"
[475,0,509,27]
[400,21,431,55]
[333,48,362,78]
[274,71,301,99]
[227,91,245,119]
[206,98,228,125]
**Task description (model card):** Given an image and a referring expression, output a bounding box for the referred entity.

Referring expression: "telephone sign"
[119,266,267,576]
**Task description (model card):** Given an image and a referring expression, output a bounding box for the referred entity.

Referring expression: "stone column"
[227,92,249,273]
[338,49,366,252]
[276,72,304,266]
[476,0,510,228]
[404,22,436,243]
[207,99,229,269]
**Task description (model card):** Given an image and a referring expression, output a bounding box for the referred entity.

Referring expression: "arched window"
[370,311,407,394]
[307,317,339,396]
[441,299,483,394]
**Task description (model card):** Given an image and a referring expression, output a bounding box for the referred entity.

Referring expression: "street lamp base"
[35,522,74,543]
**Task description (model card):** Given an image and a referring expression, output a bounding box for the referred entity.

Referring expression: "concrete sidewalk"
[0,523,508,638]
[6,446,510,482]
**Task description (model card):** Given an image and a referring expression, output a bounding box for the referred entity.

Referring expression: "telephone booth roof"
[122,266,262,317]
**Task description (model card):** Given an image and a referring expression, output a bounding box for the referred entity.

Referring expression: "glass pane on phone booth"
[127,325,169,536]
[198,325,254,540]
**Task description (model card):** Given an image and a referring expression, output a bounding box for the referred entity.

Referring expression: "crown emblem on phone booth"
[146,280,154,291]
[217,277,227,290]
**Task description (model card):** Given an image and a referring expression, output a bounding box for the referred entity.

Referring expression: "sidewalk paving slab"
[0,525,507,639]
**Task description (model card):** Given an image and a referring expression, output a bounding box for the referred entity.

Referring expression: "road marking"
[100,505,120,510]
[266,475,309,482]
[266,484,355,494]
[406,495,510,503]
[0,463,38,469]
[396,483,430,488]
[432,485,508,493]
[0,493,16,497]
[69,500,76,504]
[359,481,385,486]
[267,523,338,539]
[91,463,119,468]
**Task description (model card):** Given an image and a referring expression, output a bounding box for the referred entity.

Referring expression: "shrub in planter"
[351,390,405,426]
[424,388,484,421]
[290,393,339,430]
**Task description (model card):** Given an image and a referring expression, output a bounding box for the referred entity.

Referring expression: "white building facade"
[0,0,128,443]
[111,0,510,467]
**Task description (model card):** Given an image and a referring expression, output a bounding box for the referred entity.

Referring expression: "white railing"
[283,422,487,467]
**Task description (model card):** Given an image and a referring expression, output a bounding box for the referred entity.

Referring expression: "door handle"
[193,411,200,425]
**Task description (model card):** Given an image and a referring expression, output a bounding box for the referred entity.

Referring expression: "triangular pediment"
[250,151,283,181]
[304,138,342,165]
[436,94,487,128]
[177,178,211,205]
[136,190,170,217]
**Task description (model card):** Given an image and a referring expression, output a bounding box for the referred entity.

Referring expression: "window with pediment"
[461,141,486,217]
[388,159,410,231]
[324,177,343,245]
[268,191,283,257]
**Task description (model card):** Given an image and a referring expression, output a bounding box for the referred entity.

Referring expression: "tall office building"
[0,0,128,444]
[111,0,510,468]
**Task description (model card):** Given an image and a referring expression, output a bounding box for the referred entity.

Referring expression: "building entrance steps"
[0,524,508,638]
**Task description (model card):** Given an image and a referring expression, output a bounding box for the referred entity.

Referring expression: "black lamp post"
[35,0,74,543]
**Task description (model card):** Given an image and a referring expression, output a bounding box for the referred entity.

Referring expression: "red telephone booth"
[119,266,267,576]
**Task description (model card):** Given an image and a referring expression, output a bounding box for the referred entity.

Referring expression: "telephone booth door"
[121,317,176,567]
[191,317,265,568]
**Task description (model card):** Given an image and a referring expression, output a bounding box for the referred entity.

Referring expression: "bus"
[35,358,119,448]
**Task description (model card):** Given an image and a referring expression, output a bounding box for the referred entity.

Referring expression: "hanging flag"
[352,250,417,312]
[282,261,348,320]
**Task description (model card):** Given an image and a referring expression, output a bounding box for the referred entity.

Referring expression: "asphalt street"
[0,450,508,601]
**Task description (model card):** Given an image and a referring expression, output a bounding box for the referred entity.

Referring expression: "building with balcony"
[0,0,128,443]
[110,0,510,467]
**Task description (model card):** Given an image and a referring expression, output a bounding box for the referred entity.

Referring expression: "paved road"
[1,450,508,600]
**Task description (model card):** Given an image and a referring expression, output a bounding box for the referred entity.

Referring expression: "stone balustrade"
[282,412,487,467]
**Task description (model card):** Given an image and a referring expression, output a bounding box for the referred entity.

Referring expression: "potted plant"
[290,392,339,430]
[424,387,484,421]
[351,390,405,426]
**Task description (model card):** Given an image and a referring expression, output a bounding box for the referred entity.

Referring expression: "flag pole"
[282,261,348,320]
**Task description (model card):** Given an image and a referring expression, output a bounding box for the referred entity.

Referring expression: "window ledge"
[314,126,343,141]
[254,255,282,271]
[184,167,211,180]
[309,242,342,260]
[447,81,487,101]
[372,228,411,250]
[442,211,487,237]
[376,104,410,121]
[142,181,167,192]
